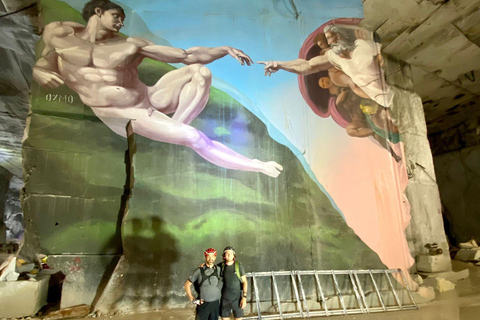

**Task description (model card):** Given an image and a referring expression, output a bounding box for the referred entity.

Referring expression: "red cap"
[204,248,217,256]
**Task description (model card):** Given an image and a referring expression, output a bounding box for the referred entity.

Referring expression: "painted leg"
[148,64,211,124]
[172,65,211,124]
[94,106,283,177]
[135,112,283,177]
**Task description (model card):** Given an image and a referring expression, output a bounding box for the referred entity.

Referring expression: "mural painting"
[24,0,414,312]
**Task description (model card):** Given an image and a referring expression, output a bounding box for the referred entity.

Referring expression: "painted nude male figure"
[33,0,283,178]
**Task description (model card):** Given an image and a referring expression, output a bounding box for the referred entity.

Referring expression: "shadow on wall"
[96,216,179,312]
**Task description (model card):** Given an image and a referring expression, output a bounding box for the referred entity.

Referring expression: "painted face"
[318,77,332,89]
[325,31,338,46]
[205,253,217,266]
[224,250,235,263]
[99,8,124,32]
[317,35,329,49]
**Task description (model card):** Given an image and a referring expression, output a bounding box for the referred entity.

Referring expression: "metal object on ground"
[244,269,418,320]
[424,243,443,255]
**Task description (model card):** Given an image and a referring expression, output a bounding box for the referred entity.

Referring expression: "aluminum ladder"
[244,269,418,319]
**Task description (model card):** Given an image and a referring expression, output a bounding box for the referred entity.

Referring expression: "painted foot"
[254,160,283,178]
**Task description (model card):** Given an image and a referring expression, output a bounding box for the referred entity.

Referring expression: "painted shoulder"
[127,37,154,47]
[43,21,84,40]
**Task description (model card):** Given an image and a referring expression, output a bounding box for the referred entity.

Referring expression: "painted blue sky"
[63,0,363,113]
[64,0,363,145]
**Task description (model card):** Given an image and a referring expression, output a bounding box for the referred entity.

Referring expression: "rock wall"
[0,167,12,243]
[379,53,450,267]
[430,117,480,246]
[433,144,480,245]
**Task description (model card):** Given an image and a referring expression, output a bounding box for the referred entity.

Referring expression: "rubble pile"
[454,240,480,265]
[0,246,57,318]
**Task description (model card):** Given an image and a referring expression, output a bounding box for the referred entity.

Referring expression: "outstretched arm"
[184,46,253,65]
[258,54,332,76]
[140,42,253,66]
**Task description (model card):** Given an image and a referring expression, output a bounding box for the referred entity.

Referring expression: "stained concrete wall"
[379,54,450,267]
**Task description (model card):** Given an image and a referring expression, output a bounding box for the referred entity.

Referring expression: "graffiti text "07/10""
[45,94,74,103]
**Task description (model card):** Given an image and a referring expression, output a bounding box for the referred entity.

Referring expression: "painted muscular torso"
[51,23,148,108]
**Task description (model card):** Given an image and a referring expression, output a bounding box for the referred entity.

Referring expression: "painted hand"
[253,159,283,178]
[257,61,279,76]
[227,47,253,66]
[33,68,64,89]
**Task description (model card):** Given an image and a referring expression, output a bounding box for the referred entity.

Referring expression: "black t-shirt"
[221,262,245,301]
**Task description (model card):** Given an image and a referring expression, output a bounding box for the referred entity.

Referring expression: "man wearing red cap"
[184,248,222,320]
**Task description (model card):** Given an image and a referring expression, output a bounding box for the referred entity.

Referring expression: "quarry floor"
[91,260,480,320]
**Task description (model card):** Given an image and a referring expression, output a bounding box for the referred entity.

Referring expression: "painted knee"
[182,127,208,149]
[189,64,212,87]
[199,66,212,80]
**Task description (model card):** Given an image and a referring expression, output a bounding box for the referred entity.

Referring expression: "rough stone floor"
[89,261,480,320]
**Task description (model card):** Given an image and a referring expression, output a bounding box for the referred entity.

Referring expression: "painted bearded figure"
[259,24,401,161]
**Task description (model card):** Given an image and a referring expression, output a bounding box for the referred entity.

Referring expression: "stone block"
[0,274,50,318]
[411,274,423,285]
[411,285,436,304]
[459,239,479,249]
[454,248,480,261]
[44,304,90,319]
[1,0,36,12]
[423,277,456,292]
[402,135,437,184]
[418,268,469,283]
[405,183,446,258]
[384,55,414,91]
[390,88,427,136]
[48,255,120,309]
[416,254,452,272]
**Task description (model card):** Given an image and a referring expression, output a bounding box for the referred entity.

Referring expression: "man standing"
[220,246,248,320]
[33,0,283,178]
[185,248,222,320]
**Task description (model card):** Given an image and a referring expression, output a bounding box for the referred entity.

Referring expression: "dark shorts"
[220,297,244,318]
[196,300,220,320]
